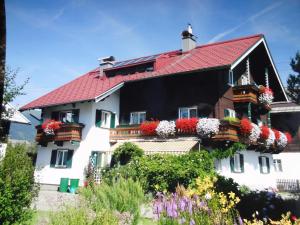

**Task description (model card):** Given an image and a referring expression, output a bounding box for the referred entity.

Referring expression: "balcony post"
[248,102,252,121]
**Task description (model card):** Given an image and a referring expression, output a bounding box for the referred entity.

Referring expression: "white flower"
[276,131,288,148]
[196,118,220,138]
[265,128,275,148]
[205,192,212,200]
[258,92,274,105]
[249,123,261,143]
[156,120,176,138]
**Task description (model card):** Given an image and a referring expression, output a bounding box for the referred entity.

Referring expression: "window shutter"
[50,150,57,168]
[266,157,270,173]
[259,156,263,173]
[72,109,80,123]
[51,111,59,120]
[224,109,229,117]
[240,154,244,173]
[95,110,102,127]
[110,113,116,128]
[230,157,234,173]
[66,150,74,168]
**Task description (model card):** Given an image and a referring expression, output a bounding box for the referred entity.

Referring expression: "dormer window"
[179,107,197,119]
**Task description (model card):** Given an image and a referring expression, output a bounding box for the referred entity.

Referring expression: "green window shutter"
[266,157,270,174]
[230,157,234,173]
[72,109,80,123]
[224,109,229,117]
[50,150,57,168]
[51,111,59,120]
[110,113,116,128]
[95,110,102,127]
[66,150,74,168]
[258,156,263,173]
[240,154,244,173]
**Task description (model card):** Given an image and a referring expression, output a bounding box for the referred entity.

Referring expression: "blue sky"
[6,0,300,107]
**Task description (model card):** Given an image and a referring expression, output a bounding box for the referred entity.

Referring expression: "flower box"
[110,126,141,141]
[212,120,240,142]
[232,84,259,104]
[36,123,84,145]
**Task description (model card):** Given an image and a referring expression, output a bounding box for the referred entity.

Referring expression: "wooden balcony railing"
[212,120,240,142]
[232,84,259,104]
[36,123,84,145]
[110,126,142,141]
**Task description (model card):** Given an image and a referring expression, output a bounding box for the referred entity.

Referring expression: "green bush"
[110,142,144,167]
[80,177,144,225]
[103,151,215,193]
[0,144,39,225]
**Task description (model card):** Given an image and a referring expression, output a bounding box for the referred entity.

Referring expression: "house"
[20,26,289,189]
[270,102,300,191]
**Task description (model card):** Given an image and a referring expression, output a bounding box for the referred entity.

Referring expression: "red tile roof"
[21,34,263,110]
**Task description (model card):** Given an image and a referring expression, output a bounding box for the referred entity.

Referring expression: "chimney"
[181,24,197,52]
[98,56,115,77]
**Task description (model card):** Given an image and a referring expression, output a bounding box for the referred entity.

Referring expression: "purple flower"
[190,219,195,225]
[237,216,243,225]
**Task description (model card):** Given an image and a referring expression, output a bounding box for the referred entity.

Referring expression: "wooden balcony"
[212,120,240,142]
[232,84,259,104]
[36,123,84,145]
[110,126,142,141]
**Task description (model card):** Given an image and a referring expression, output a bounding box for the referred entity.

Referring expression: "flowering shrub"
[259,127,275,148]
[273,129,280,141]
[153,176,241,225]
[276,131,288,149]
[258,86,274,105]
[156,121,176,138]
[240,118,252,136]
[176,118,198,134]
[196,118,220,138]
[249,123,261,143]
[140,121,159,136]
[41,119,62,135]
[265,129,275,148]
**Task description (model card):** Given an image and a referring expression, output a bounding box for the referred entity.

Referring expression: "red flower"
[285,132,292,143]
[272,129,280,140]
[42,119,62,130]
[176,118,198,134]
[291,215,297,221]
[259,86,273,95]
[260,126,270,140]
[240,118,252,136]
[140,121,159,136]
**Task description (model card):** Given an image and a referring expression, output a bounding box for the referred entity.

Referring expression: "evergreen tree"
[287,51,300,104]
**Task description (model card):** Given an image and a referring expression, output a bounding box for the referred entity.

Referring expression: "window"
[51,109,80,123]
[259,156,270,174]
[90,151,105,168]
[228,70,234,86]
[230,153,244,173]
[101,111,111,128]
[59,111,73,123]
[273,159,283,172]
[179,107,197,119]
[241,74,249,85]
[50,149,73,168]
[130,111,146,124]
[224,108,236,118]
[95,110,116,128]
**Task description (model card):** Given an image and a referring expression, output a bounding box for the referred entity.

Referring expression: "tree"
[0,0,6,136]
[287,51,300,104]
[0,144,39,224]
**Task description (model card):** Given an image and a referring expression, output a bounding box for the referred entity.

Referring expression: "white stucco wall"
[273,152,300,180]
[34,91,120,186]
[218,150,277,190]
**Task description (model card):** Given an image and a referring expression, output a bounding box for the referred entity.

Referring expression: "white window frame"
[260,156,269,174]
[59,110,73,123]
[228,70,234,86]
[273,159,283,172]
[101,111,111,128]
[91,151,106,168]
[178,107,198,119]
[224,108,236,118]
[55,149,68,168]
[233,153,242,173]
[130,111,146,125]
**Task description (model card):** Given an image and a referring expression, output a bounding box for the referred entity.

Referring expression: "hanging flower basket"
[275,131,288,149]
[41,119,63,135]
[259,126,275,148]
[258,86,274,106]
[155,120,176,138]
[196,118,220,138]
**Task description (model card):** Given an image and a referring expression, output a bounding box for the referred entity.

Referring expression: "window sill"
[54,166,68,169]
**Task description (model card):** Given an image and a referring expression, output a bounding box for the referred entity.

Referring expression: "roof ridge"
[196,34,263,49]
